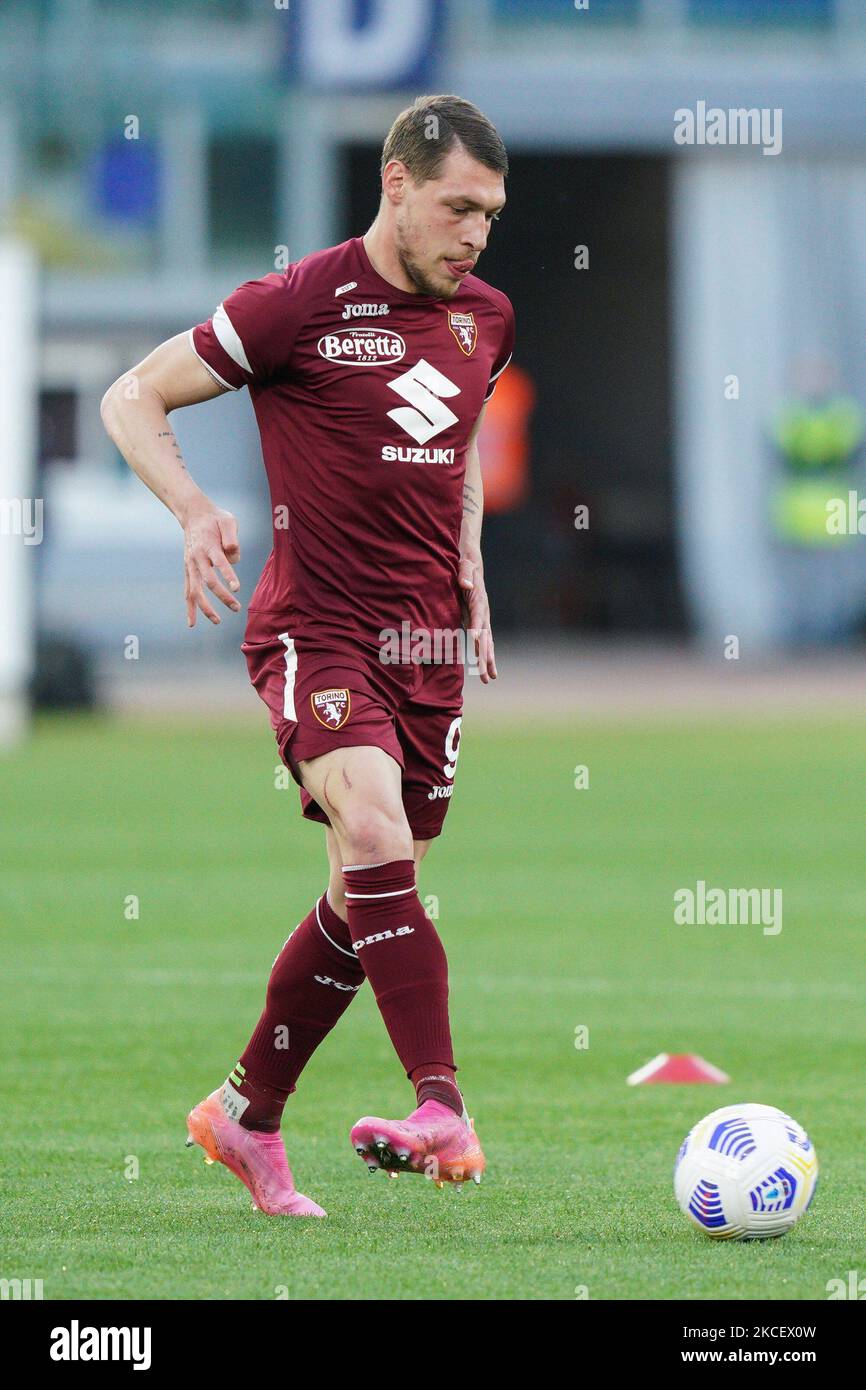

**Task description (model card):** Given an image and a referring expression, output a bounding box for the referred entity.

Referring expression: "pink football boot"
[350,1099,485,1187]
[186,1086,326,1217]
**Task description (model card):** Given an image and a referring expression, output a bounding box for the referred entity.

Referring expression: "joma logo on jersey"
[341,301,390,320]
[311,688,351,729]
[352,926,415,951]
[448,311,477,356]
[381,445,455,465]
[317,329,405,365]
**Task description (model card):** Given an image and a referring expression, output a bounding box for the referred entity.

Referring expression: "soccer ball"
[674,1103,818,1240]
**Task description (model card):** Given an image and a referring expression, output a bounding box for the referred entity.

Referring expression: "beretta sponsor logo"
[317,328,405,366]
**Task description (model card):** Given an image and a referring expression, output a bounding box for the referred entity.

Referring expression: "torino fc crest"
[448,311,477,356]
[311,688,351,729]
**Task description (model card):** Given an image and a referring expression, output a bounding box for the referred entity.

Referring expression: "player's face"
[394,147,506,299]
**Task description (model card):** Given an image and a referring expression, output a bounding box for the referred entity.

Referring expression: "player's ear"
[382,159,407,204]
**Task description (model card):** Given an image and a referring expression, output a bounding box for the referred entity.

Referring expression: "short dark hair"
[380,94,508,186]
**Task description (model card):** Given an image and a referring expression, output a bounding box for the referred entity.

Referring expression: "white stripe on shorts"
[277,631,297,720]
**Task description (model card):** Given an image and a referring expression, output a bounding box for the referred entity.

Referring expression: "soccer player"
[101,94,514,1216]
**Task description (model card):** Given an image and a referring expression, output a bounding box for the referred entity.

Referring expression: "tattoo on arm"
[158,429,187,471]
[463,482,480,517]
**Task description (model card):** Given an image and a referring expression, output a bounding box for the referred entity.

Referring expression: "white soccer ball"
[674,1103,818,1240]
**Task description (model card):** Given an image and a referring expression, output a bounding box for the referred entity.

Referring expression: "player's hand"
[458,551,497,684]
[183,501,242,627]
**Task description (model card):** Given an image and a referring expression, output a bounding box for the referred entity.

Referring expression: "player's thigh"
[298,744,411,860]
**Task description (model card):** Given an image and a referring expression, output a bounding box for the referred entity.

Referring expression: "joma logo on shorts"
[427,785,454,800]
[352,926,415,951]
[314,974,361,992]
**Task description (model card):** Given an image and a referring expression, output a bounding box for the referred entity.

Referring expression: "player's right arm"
[100,332,242,628]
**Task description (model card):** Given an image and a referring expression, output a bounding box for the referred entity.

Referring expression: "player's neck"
[362,223,421,297]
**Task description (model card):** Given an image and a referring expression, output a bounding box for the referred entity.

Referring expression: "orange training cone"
[626,1053,730,1086]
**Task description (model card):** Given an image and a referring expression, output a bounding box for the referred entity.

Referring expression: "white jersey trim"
[213,302,253,375]
[187,328,238,392]
[483,350,512,403]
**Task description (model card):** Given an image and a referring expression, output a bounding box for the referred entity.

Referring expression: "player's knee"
[339,803,412,865]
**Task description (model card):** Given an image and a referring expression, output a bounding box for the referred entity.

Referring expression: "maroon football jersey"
[190,236,514,649]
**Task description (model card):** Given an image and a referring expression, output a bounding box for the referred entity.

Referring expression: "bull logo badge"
[448,311,477,356]
[311,688,351,729]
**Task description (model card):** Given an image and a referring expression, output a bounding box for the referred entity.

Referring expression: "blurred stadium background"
[2,0,865,1304]
[2,0,866,736]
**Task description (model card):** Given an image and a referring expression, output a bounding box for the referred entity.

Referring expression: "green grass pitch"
[1,712,862,1300]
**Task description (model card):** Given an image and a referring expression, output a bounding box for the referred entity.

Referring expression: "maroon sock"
[343,859,462,1116]
[410,1062,463,1115]
[230,894,364,1131]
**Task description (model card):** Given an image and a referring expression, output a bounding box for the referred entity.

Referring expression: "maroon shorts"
[241,611,465,839]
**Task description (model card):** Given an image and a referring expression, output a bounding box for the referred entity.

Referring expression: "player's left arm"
[458,403,497,684]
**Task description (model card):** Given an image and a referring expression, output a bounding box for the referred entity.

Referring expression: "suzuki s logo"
[317,328,405,365]
[386,359,460,445]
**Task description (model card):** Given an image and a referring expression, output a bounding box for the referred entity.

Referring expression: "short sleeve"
[190,270,298,391]
[483,296,515,403]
